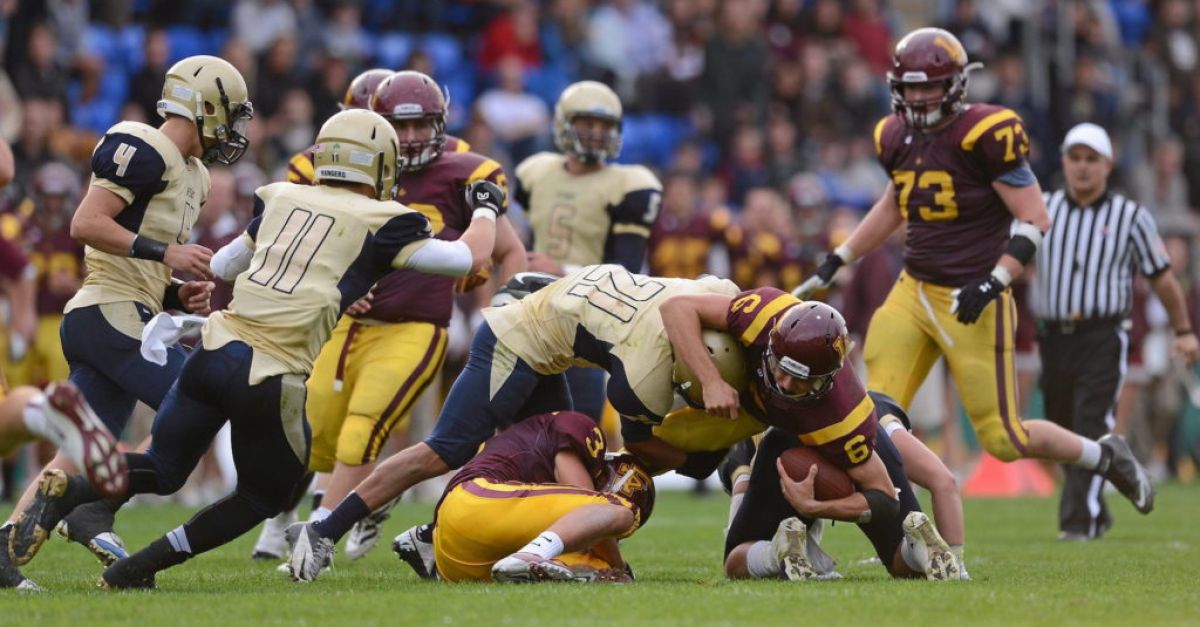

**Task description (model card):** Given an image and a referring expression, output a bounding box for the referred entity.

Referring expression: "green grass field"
[1,485,1198,626]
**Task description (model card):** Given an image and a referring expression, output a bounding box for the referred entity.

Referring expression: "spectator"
[11,22,68,102]
[474,55,551,164]
[477,0,543,73]
[721,124,770,206]
[842,0,893,75]
[1130,135,1192,218]
[586,0,671,88]
[265,88,315,168]
[306,52,351,125]
[323,1,370,66]
[700,0,769,149]
[128,28,172,123]
[254,35,307,120]
[941,0,998,66]
[191,167,240,311]
[232,0,297,56]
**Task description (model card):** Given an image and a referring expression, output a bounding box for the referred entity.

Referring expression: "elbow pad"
[857,489,900,525]
[1005,222,1044,266]
[211,236,254,283]
[403,239,474,276]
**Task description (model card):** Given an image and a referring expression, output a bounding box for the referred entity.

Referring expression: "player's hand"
[526,252,565,276]
[164,243,214,279]
[777,459,819,515]
[702,378,741,420]
[1174,332,1200,366]
[950,275,1005,324]
[466,180,506,217]
[346,290,374,316]
[179,280,214,315]
[792,252,846,299]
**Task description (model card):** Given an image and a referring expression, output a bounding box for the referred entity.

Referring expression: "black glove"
[466,179,506,217]
[792,252,846,298]
[952,275,1005,324]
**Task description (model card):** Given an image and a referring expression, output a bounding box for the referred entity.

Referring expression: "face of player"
[1062,145,1112,201]
[571,115,616,152]
[392,118,436,144]
[767,360,825,399]
[902,82,946,114]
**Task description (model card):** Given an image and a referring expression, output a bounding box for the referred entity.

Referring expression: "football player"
[659,288,958,580]
[7,108,502,589]
[432,411,651,583]
[2,55,252,569]
[295,70,526,561]
[797,28,1155,517]
[518,81,662,421]
[287,265,740,582]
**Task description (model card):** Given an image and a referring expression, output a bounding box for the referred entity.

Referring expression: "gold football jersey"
[67,121,210,314]
[518,153,661,267]
[203,182,434,383]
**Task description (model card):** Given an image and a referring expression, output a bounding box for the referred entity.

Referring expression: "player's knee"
[978,424,1023,462]
[927,467,958,495]
[862,489,900,524]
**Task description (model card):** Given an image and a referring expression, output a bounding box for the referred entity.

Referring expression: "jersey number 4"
[893,170,958,222]
[248,208,335,294]
[567,266,665,323]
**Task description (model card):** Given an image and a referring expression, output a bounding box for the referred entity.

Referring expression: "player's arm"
[991,180,1051,285]
[604,184,661,273]
[393,181,502,276]
[0,137,14,188]
[776,451,898,523]
[554,449,596,489]
[795,184,903,297]
[659,293,739,419]
[0,239,36,360]
[493,216,528,282]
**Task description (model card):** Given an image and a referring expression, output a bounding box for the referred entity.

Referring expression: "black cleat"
[0,526,42,591]
[10,469,71,565]
[99,557,157,590]
[57,503,129,567]
[1099,434,1155,514]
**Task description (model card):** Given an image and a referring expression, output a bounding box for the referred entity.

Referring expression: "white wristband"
[833,244,858,265]
[990,265,1013,287]
[472,208,497,222]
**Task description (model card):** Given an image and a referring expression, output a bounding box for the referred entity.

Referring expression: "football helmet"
[370,70,448,171]
[343,68,393,110]
[312,109,399,201]
[887,28,975,129]
[553,81,622,164]
[603,453,655,528]
[672,330,747,409]
[31,162,81,231]
[759,301,849,403]
[157,55,253,165]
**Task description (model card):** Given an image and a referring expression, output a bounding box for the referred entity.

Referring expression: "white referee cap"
[1061,122,1113,160]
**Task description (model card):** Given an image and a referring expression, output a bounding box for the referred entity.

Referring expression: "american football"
[780,446,855,501]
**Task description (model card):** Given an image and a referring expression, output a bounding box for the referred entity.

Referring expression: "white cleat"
[771,517,819,581]
[345,500,397,560]
[252,509,298,560]
[41,382,127,499]
[392,525,436,579]
[902,512,960,581]
[491,553,576,583]
[285,522,335,583]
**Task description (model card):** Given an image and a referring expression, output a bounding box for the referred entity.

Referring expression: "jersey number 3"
[893,170,958,222]
[248,208,335,293]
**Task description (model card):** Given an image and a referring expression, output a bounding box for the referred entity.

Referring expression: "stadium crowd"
[1,0,1199,506]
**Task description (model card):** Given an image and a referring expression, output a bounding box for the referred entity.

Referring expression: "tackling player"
[433,411,651,582]
[3,55,252,569]
[518,81,662,421]
[6,108,501,589]
[797,28,1155,515]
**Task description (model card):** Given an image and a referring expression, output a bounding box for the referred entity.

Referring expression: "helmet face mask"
[203,78,254,165]
[887,28,973,129]
[158,55,253,165]
[757,302,849,404]
[554,81,623,164]
[760,346,835,402]
[602,453,655,528]
[370,71,448,172]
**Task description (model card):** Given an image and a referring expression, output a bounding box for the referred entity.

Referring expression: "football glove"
[792,252,846,298]
[950,275,1005,324]
[466,180,506,217]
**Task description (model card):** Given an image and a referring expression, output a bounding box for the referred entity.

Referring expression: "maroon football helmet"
[887,28,972,129]
[32,161,82,231]
[760,301,849,402]
[370,70,448,171]
[603,453,655,528]
[342,68,394,110]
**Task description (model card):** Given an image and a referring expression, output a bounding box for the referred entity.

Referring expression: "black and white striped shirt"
[1033,189,1171,321]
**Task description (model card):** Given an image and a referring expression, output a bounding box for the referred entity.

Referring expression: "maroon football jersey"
[287,135,469,186]
[728,228,807,291]
[360,149,507,326]
[0,236,29,281]
[875,104,1031,287]
[442,412,608,496]
[648,208,733,279]
[28,227,84,316]
[726,287,878,468]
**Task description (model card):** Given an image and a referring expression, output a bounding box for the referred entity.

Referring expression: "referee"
[1035,123,1200,541]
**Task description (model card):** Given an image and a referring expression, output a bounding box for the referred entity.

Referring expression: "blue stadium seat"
[421,33,462,75]
[374,32,414,70]
[166,26,210,64]
[118,26,147,72]
[619,115,691,169]
[85,25,120,67]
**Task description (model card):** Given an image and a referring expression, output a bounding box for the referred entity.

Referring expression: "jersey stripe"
[611,223,651,237]
[739,292,798,345]
[466,159,501,184]
[873,117,889,156]
[960,109,1019,150]
[288,153,316,185]
[797,393,875,446]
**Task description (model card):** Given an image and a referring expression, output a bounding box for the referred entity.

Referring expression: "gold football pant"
[307,317,447,472]
[433,478,634,581]
[2,314,69,387]
[864,271,1028,460]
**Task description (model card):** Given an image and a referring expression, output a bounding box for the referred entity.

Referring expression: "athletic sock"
[745,540,780,579]
[515,531,564,560]
[19,393,50,440]
[312,492,370,542]
[1072,437,1104,471]
[310,507,331,523]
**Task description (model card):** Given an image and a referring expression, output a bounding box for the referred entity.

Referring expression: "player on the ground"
[432,410,651,582]
[796,27,1155,515]
[518,81,662,421]
[6,108,501,589]
[2,55,251,569]
[287,264,741,582]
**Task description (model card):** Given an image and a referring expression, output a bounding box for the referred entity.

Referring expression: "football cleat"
[0,525,42,591]
[98,557,157,590]
[345,499,397,560]
[1098,434,1155,514]
[9,469,71,565]
[285,522,335,583]
[252,509,297,560]
[57,501,128,566]
[902,512,960,581]
[771,517,818,581]
[42,381,128,499]
[491,552,576,583]
[392,525,436,579]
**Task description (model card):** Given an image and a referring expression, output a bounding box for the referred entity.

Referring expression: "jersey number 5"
[893,170,958,222]
[248,208,335,294]
[567,266,666,323]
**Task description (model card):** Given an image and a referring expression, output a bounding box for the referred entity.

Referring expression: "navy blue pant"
[424,323,573,469]
[60,303,187,435]
[565,366,606,423]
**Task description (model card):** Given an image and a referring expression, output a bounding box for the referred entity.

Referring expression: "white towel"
[140,312,207,365]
